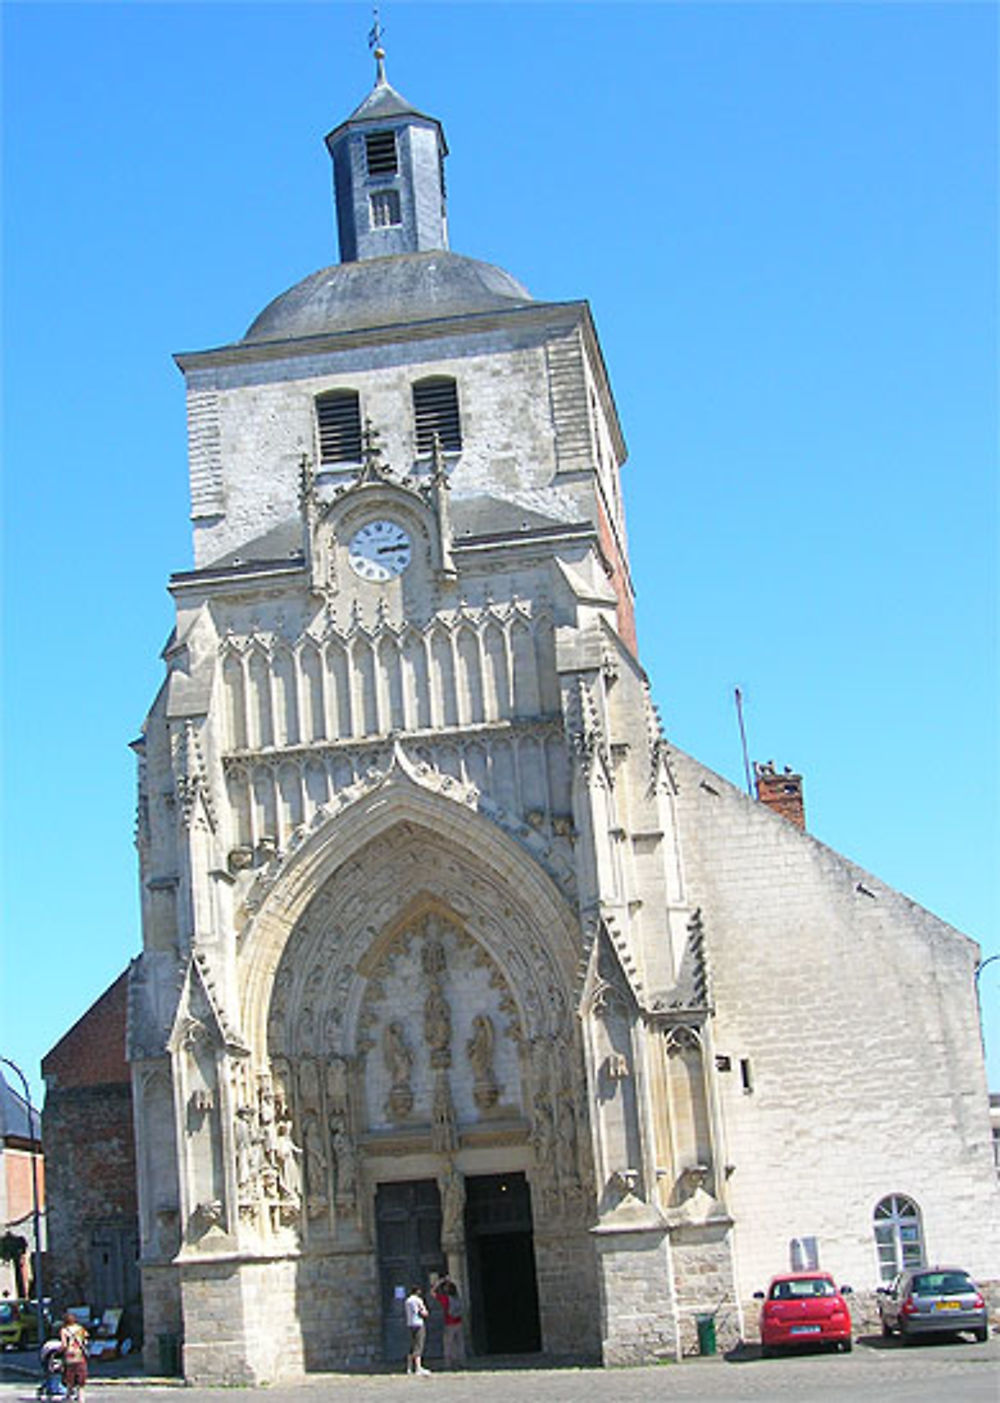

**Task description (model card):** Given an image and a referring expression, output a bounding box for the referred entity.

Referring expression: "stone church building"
[120,53,998,1380]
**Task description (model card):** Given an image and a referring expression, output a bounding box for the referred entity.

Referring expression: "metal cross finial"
[368,8,387,83]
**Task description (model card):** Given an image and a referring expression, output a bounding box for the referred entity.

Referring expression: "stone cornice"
[174,299,591,374]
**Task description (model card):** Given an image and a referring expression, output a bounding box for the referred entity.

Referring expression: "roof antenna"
[368,6,387,85]
[734,687,754,797]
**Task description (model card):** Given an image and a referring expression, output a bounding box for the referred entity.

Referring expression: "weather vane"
[368,7,387,82]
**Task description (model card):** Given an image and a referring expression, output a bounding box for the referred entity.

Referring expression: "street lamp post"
[0,1057,45,1356]
[975,953,999,985]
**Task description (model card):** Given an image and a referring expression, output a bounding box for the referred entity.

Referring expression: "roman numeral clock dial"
[347,519,412,582]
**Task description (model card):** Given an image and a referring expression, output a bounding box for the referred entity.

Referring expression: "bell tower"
[324,42,449,262]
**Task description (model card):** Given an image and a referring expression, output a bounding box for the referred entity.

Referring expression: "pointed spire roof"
[326,43,447,152]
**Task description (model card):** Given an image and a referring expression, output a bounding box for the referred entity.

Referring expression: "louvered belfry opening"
[316,390,362,465]
[365,129,398,176]
[413,377,462,455]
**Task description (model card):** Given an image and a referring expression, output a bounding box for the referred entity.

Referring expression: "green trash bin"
[157,1333,180,1376]
[695,1313,717,1356]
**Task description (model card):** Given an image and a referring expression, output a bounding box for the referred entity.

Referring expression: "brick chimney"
[754,760,805,830]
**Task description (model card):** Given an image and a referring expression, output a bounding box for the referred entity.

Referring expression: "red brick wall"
[43,971,130,1090]
[42,1082,138,1311]
[41,969,139,1318]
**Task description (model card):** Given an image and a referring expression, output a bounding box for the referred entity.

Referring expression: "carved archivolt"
[255,810,577,1068]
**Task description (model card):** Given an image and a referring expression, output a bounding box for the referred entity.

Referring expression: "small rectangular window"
[316,390,362,466]
[740,1057,754,1094]
[365,130,398,176]
[413,377,462,455]
[370,189,402,228]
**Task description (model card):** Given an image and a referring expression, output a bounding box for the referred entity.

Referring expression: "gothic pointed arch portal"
[228,789,600,1362]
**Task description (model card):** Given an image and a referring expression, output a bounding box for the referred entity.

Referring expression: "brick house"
[41,971,141,1332]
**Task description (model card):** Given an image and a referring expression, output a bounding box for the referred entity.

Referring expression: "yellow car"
[0,1300,46,1350]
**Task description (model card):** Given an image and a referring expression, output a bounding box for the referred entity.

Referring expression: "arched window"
[316,390,362,466]
[412,376,462,455]
[873,1194,924,1281]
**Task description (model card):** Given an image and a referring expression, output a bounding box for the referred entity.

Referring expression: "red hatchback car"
[756,1271,853,1357]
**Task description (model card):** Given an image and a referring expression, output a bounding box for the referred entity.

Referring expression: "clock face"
[348,519,412,582]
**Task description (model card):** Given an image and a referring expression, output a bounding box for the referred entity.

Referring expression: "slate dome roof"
[243,250,533,343]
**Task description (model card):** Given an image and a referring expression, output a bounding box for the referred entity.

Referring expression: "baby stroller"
[37,1340,66,1400]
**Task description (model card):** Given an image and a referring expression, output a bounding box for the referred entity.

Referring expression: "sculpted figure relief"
[330,1114,357,1205]
[424,983,452,1060]
[302,1113,328,1217]
[326,1055,348,1114]
[235,1103,260,1196]
[384,1021,412,1084]
[532,1093,555,1166]
[384,1020,414,1119]
[556,1091,578,1184]
[273,1115,302,1211]
[440,1159,465,1245]
[467,1013,500,1112]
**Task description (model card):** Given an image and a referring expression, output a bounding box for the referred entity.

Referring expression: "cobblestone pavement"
[3,1336,998,1403]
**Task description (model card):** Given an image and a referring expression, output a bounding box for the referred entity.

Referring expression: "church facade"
[127,55,999,1381]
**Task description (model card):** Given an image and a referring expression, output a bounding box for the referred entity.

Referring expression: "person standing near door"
[404,1285,430,1375]
[432,1274,465,1369]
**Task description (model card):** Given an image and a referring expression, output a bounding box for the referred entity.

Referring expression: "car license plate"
[790,1325,821,1334]
[935,1302,961,1311]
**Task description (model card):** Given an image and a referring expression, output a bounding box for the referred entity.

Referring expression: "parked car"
[878,1266,988,1343]
[755,1271,853,1357]
[0,1299,49,1351]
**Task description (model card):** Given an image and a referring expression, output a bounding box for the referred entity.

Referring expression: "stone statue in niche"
[422,937,453,1070]
[384,1020,412,1083]
[326,1055,349,1114]
[384,1021,414,1120]
[422,935,447,977]
[467,1013,500,1113]
[257,1085,281,1212]
[302,1113,328,1218]
[329,1113,357,1207]
[556,1091,578,1185]
[270,1056,292,1117]
[424,984,452,1065]
[440,1159,465,1245]
[431,1072,458,1154]
[298,1056,321,1113]
[272,1113,302,1216]
[531,1092,555,1166]
[235,1103,261,1198]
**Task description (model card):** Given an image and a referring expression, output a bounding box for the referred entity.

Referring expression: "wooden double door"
[375,1173,541,1363]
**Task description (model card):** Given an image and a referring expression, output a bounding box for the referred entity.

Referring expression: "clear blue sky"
[2,3,997,1100]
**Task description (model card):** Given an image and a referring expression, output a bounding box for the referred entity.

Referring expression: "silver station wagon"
[878,1266,988,1343]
